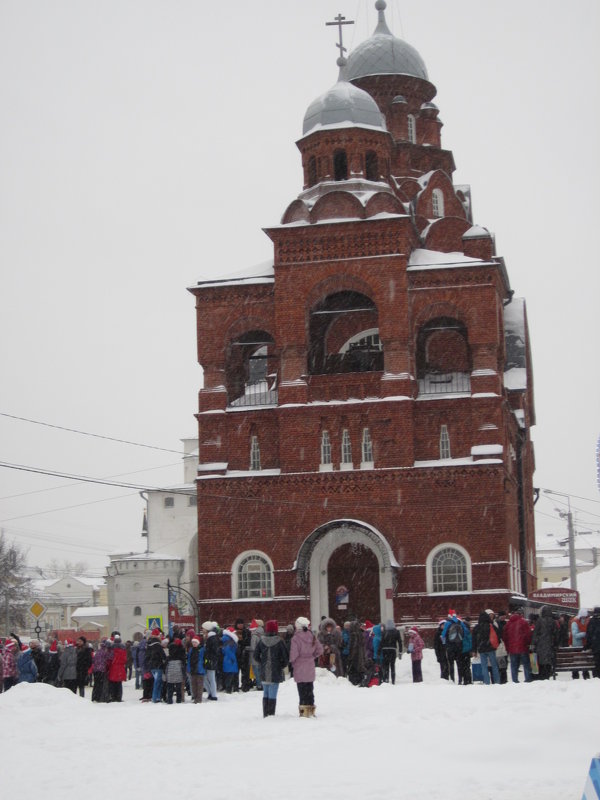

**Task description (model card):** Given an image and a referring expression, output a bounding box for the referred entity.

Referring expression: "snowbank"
[1,650,598,799]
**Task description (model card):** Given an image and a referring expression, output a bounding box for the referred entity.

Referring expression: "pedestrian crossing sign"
[146,616,163,632]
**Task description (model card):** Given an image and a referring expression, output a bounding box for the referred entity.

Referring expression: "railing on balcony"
[417,371,471,396]
[229,378,278,408]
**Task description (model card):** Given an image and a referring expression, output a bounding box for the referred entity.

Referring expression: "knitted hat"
[295,616,310,630]
[265,620,278,634]
[201,620,214,632]
[186,629,196,638]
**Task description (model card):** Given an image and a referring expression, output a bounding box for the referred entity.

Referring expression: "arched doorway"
[295,520,398,624]
[327,542,380,624]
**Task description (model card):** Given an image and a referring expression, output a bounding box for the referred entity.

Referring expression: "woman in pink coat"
[289,616,323,717]
[407,627,424,683]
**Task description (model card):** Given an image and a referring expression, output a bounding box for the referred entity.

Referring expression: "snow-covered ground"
[2,649,598,800]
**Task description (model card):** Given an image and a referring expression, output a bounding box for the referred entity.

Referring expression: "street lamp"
[543,489,577,591]
[152,580,199,632]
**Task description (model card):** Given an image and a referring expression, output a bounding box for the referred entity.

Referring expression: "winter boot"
[299,704,310,717]
[263,698,269,718]
[268,698,277,716]
[308,705,316,717]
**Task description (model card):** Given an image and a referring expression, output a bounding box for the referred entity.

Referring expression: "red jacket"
[502,613,532,654]
[107,644,127,682]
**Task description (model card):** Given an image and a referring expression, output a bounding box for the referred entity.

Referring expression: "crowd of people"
[2,604,599,714]
[433,604,600,684]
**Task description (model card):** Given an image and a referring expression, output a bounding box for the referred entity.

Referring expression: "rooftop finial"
[374,0,392,35]
[326,12,354,64]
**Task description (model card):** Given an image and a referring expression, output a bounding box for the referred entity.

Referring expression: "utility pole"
[544,489,577,591]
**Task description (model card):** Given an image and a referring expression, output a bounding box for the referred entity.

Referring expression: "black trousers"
[296,681,315,705]
[382,650,397,683]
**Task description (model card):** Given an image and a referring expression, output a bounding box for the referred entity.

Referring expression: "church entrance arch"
[295,520,397,625]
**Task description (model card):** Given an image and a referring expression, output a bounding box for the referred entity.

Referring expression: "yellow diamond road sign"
[29,600,46,619]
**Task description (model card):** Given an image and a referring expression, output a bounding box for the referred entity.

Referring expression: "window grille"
[237,554,273,599]
[432,547,467,592]
[321,430,332,465]
[341,429,352,464]
[250,435,261,470]
[362,428,373,463]
[439,425,451,459]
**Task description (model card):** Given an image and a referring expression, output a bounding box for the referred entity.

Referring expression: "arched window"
[365,150,378,181]
[320,430,332,468]
[234,552,274,599]
[432,188,444,218]
[427,544,471,593]
[308,155,317,187]
[333,149,348,181]
[407,114,417,144]
[133,606,142,617]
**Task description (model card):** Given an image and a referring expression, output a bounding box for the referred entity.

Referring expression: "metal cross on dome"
[326,13,354,60]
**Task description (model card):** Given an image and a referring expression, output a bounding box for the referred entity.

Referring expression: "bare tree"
[0,532,32,634]
[47,559,90,577]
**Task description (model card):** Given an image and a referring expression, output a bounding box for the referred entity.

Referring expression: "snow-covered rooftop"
[193,259,274,289]
[71,606,108,618]
[407,248,495,270]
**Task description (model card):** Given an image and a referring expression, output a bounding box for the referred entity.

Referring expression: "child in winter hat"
[295,616,310,630]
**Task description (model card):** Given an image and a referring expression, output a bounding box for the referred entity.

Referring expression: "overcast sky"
[1,0,599,577]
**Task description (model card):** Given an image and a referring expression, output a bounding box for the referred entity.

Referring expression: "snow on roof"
[407,249,495,270]
[504,367,527,391]
[193,260,274,289]
[109,551,184,563]
[553,563,600,607]
[462,225,491,239]
[504,297,527,379]
[71,606,108,618]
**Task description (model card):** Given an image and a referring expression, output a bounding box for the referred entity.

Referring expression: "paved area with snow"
[2,650,598,799]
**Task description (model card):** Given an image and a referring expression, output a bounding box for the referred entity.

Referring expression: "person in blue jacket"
[18,644,38,683]
[221,629,239,693]
[187,637,206,703]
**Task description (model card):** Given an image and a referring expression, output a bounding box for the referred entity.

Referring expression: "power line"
[0,411,186,455]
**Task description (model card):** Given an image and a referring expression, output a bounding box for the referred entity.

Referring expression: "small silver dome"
[302,80,386,136]
[346,1,428,82]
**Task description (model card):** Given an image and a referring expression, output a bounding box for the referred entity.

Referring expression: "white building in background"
[105,437,198,639]
[536,529,600,586]
[30,574,107,636]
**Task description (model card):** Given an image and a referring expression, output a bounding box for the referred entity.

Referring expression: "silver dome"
[345,1,428,82]
[302,80,386,136]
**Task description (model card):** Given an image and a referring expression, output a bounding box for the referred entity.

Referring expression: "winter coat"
[381,622,403,657]
[30,647,47,681]
[76,644,93,681]
[2,647,18,679]
[570,616,588,648]
[132,640,145,669]
[146,637,167,670]
[255,634,289,683]
[586,614,600,654]
[289,629,323,684]
[92,642,111,673]
[107,643,127,682]
[347,621,366,678]
[166,641,186,683]
[46,652,60,683]
[407,631,424,661]
[17,649,38,683]
[532,607,559,666]
[187,645,206,675]
[502,613,532,654]
[318,618,344,674]
[433,626,446,663]
[371,624,383,663]
[58,646,77,682]
[221,635,239,674]
[203,632,220,670]
[250,626,264,668]
[472,612,497,654]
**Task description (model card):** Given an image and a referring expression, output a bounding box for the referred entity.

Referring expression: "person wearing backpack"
[472,610,500,684]
[442,611,466,683]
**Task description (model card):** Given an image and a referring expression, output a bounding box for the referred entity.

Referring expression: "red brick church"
[189,1,536,629]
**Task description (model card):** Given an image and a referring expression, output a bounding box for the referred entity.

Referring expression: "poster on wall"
[336,585,349,609]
